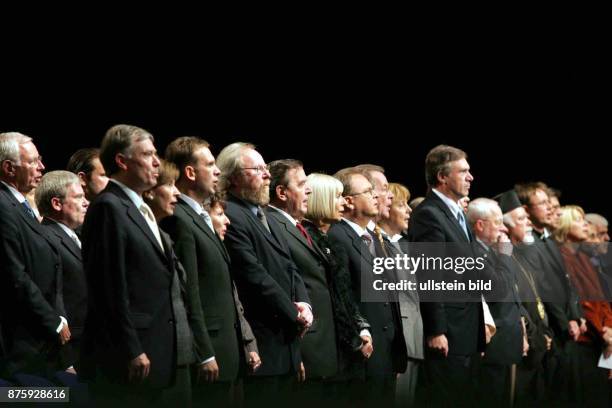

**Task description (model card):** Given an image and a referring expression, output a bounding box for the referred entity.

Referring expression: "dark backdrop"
[2,54,608,220]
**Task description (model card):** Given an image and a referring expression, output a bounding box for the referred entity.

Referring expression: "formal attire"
[161,195,258,405]
[407,190,485,407]
[0,182,66,380]
[79,180,194,404]
[328,218,407,406]
[40,218,87,371]
[223,194,310,405]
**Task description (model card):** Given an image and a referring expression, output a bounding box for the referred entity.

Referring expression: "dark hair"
[268,159,303,200]
[514,181,550,206]
[66,148,101,176]
[164,136,210,179]
[424,145,467,188]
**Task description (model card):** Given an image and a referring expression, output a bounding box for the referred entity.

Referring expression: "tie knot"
[361,233,372,243]
[140,203,154,220]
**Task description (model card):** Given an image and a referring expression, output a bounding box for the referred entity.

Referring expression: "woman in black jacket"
[303,173,372,380]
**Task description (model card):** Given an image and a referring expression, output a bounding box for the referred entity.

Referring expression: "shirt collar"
[110,179,144,209]
[180,193,205,215]
[432,188,463,219]
[342,217,370,238]
[268,205,298,226]
[50,218,77,239]
[1,181,26,203]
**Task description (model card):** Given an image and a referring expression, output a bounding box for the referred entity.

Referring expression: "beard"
[238,183,270,206]
[523,230,535,244]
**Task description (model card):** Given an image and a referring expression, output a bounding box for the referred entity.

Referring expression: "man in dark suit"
[161,136,260,405]
[407,145,485,406]
[0,132,71,381]
[328,168,407,406]
[216,143,312,405]
[79,125,194,404]
[266,159,340,401]
[35,170,89,374]
[66,147,109,202]
[467,198,526,405]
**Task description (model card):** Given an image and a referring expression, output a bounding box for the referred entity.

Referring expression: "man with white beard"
[497,190,553,405]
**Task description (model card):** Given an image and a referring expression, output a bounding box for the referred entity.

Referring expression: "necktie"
[457,210,470,241]
[361,233,376,257]
[256,207,271,233]
[22,200,36,219]
[374,226,390,257]
[71,232,82,249]
[200,211,215,233]
[296,222,313,247]
[139,203,164,250]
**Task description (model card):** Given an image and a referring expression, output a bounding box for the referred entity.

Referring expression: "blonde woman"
[303,173,372,381]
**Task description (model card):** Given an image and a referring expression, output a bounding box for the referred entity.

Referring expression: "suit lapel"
[339,220,374,265]
[267,207,327,260]
[428,192,471,243]
[178,199,231,264]
[43,219,82,261]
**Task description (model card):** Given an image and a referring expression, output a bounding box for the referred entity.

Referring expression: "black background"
[2,43,608,220]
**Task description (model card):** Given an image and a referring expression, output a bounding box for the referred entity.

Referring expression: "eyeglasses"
[240,165,268,175]
[346,188,374,197]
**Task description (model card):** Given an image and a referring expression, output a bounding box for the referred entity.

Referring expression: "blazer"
[161,197,256,381]
[223,194,309,376]
[0,183,64,378]
[266,207,338,378]
[41,218,87,368]
[328,220,407,376]
[407,191,486,356]
[79,182,192,388]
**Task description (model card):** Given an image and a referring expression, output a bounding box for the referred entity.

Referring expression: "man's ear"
[50,196,62,212]
[184,165,196,182]
[1,160,15,177]
[115,153,128,172]
[275,185,287,202]
[77,171,88,188]
[344,195,355,211]
[436,170,446,186]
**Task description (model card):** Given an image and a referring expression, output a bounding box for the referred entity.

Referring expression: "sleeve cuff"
[56,316,67,333]
[200,356,216,365]
[359,329,371,338]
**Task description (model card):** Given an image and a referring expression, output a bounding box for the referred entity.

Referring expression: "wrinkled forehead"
[19,140,39,157]
[351,173,372,191]
[370,171,388,188]
[451,158,470,172]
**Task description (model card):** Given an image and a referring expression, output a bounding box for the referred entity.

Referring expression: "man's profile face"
[442,158,473,201]
[15,141,45,194]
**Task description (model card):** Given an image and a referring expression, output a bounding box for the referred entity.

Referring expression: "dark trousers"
[244,374,295,408]
[422,354,478,408]
[193,379,234,407]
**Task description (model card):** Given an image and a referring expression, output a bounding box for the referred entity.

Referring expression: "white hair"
[585,213,608,228]
[216,142,255,193]
[0,132,32,166]
[467,198,500,227]
[503,212,516,228]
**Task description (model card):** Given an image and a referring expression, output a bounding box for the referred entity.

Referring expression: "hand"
[427,334,449,357]
[604,343,612,359]
[485,325,494,344]
[568,320,580,341]
[544,334,552,351]
[580,318,587,334]
[295,302,313,327]
[198,359,219,383]
[58,323,71,345]
[603,327,612,345]
[496,233,513,256]
[297,362,306,382]
[522,335,530,356]
[360,335,373,359]
[248,352,261,372]
[128,353,150,382]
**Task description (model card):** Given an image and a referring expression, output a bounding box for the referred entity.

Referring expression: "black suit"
[40,218,87,370]
[0,182,64,379]
[79,182,193,397]
[328,220,407,404]
[223,195,309,377]
[266,207,338,379]
[161,197,254,405]
[407,191,485,406]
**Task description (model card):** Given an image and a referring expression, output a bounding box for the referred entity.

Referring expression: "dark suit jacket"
[407,191,486,356]
[223,194,309,376]
[161,197,254,382]
[79,181,186,388]
[41,218,87,368]
[474,244,523,366]
[328,220,408,376]
[0,182,64,378]
[267,207,338,378]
